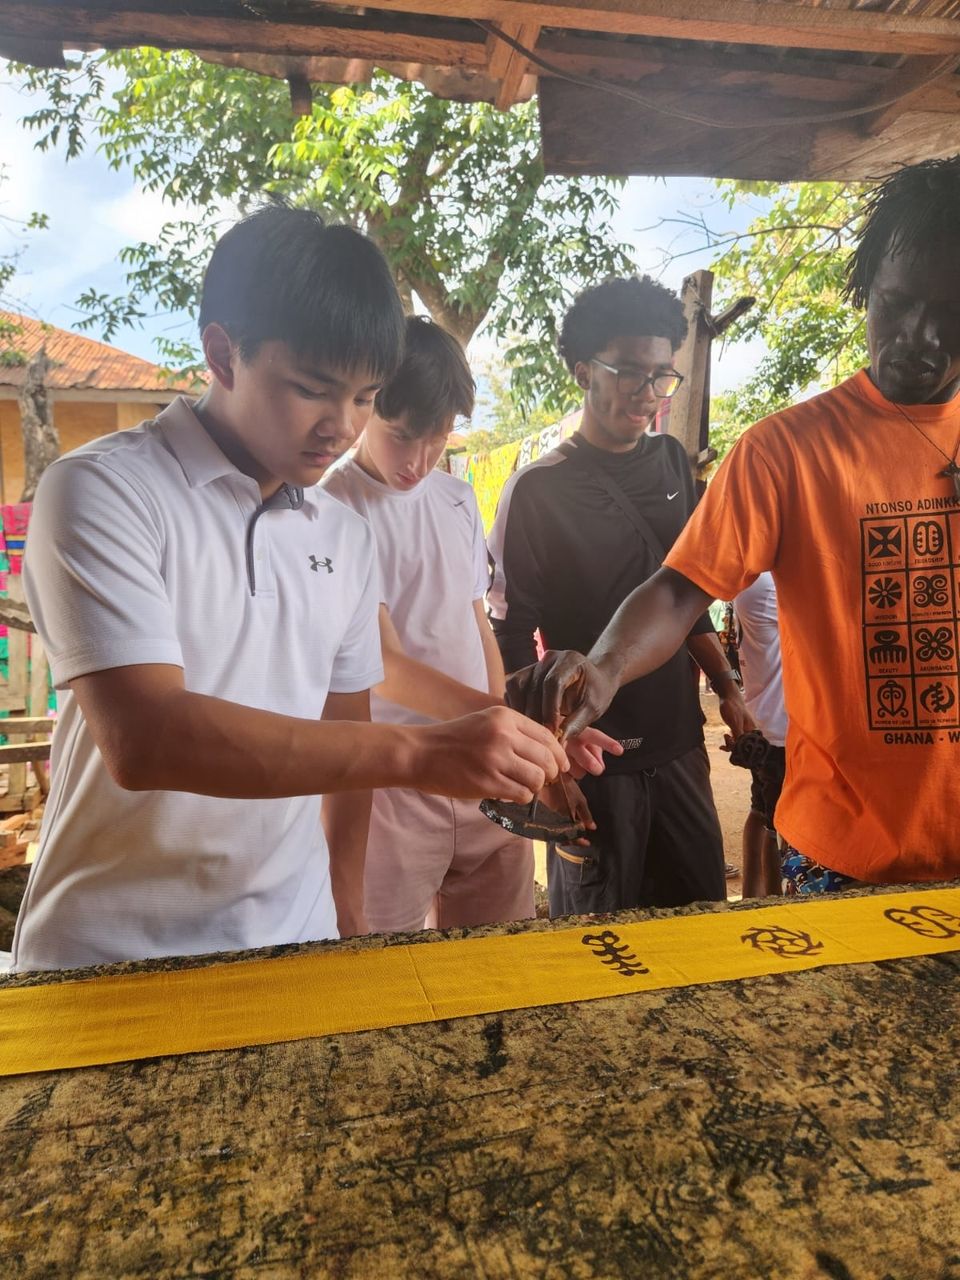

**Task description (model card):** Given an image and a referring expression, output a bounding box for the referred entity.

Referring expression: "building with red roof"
[0,312,202,502]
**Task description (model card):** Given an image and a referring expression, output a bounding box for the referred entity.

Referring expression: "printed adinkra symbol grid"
[861,512,960,731]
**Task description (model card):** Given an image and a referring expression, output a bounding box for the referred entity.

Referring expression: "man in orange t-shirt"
[508,155,960,893]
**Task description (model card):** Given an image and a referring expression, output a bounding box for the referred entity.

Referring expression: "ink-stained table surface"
[1,891,958,1280]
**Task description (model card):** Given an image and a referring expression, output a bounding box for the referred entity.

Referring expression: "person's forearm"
[686,622,754,738]
[323,789,372,937]
[589,568,712,690]
[686,631,739,692]
[73,664,569,804]
[112,686,422,797]
[377,649,497,721]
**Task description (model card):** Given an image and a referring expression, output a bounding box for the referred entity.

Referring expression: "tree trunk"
[17,348,59,502]
[406,272,482,347]
[394,269,415,316]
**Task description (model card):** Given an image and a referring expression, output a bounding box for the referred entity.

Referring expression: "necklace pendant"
[940,461,960,500]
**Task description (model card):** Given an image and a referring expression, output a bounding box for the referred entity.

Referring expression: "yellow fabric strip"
[3,887,960,1077]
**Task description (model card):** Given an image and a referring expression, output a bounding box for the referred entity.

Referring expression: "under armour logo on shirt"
[309,555,334,574]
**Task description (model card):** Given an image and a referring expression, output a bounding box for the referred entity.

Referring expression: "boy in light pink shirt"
[324,318,612,931]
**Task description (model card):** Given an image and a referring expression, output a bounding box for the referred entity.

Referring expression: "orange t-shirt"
[666,369,960,883]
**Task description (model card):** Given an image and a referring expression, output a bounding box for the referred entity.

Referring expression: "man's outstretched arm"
[508,567,712,738]
[686,630,755,740]
[70,663,567,805]
[377,602,623,777]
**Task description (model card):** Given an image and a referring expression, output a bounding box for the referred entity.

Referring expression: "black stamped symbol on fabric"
[919,680,956,714]
[876,678,909,719]
[868,526,903,559]
[861,511,960,734]
[581,930,649,978]
[869,630,907,664]
[884,905,960,939]
[868,577,903,610]
[915,626,955,663]
[309,555,334,574]
[741,925,824,959]
[913,573,950,609]
[912,520,945,557]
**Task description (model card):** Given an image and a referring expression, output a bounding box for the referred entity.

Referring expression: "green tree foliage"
[13,50,634,414]
[0,166,49,365]
[705,180,866,435]
[704,391,747,465]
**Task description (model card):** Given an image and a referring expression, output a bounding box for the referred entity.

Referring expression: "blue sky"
[0,63,766,403]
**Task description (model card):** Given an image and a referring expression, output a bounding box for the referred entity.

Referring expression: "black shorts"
[749,745,786,831]
[547,743,726,916]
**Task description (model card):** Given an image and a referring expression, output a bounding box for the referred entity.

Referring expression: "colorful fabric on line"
[1,502,31,573]
[445,415,580,527]
[782,846,858,897]
[466,440,522,532]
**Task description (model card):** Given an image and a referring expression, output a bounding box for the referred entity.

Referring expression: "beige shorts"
[363,786,535,934]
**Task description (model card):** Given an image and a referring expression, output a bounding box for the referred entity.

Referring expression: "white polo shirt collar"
[159,395,241,489]
[158,397,308,594]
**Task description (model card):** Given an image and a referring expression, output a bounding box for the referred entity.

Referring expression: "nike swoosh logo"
[667,491,679,500]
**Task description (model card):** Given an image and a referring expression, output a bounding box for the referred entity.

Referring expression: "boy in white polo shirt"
[12,206,567,972]
[323,318,611,931]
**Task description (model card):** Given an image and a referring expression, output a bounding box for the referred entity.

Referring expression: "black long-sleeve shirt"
[487,430,714,772]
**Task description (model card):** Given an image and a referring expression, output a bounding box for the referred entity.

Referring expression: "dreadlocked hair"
[846,155,960,309]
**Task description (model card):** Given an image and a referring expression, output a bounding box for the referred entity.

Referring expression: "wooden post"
[667,269,714,469]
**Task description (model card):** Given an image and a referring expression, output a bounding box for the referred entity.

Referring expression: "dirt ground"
[533,688,752,904]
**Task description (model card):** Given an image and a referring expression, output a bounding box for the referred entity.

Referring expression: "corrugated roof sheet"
[0,312,202,394]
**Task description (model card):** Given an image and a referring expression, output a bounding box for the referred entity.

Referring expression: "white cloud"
[100,183,179,242]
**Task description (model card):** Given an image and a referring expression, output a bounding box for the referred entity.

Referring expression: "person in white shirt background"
[324,316,617,932]
[733,571,787,897]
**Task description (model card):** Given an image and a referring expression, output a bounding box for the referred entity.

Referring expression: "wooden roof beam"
[533,40,960,118]
[0,5,488,66]
[536,30,947,91]
[485,20,541,108]
[6,1,959,62]
[353,1,960,57]
[859,54,960,135]
[0,35,65,67]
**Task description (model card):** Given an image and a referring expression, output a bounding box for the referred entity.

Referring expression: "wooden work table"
[0,892,958,1278]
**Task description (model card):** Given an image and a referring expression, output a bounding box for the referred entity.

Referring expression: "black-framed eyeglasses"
[591,359,684,399]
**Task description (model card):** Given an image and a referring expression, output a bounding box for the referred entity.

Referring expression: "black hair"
[374,316,475,435]
[199,202,404,381]
[558,275,688,372]
[846,155,960,308]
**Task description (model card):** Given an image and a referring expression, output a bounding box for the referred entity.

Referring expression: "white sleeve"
[321,467,390,608]
[328,523,384,694]
[23,457,183,689]
[470,493,489,602]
